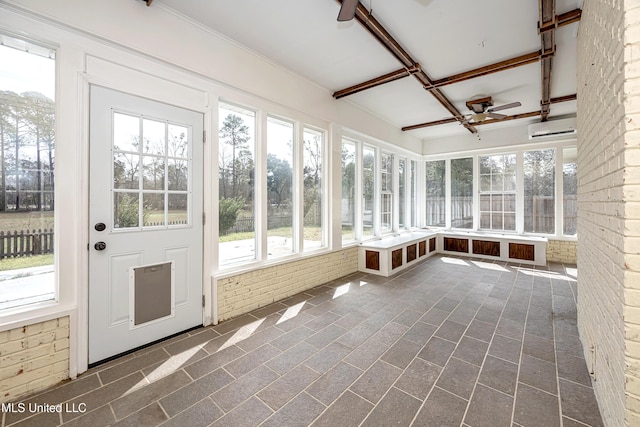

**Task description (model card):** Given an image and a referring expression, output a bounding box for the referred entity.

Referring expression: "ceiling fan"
[337,0,432,21]
[337,0,359,21]
[464,96,521,123]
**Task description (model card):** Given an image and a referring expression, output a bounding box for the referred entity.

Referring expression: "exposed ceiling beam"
[429,51,541,89]
[336,0,477,133]
[333,67,412,99]
[539,0,556,121]
[472,110,542,127]
[333,8,581,99]
[402,93,576,131]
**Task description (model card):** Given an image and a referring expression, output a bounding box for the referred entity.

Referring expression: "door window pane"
[0,35,56,310]
[303,128,324,251]
[451,158,473,229]
[362,147,375,238]
[341,140,356,242]
[425,160,445,227]
[218,103,256,265]
[112,113,191,230]
[524,149,555,233]
[267,117,294,258]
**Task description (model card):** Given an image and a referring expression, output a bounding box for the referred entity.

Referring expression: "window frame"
[0,32,59,317]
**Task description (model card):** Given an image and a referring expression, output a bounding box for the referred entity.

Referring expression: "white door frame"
[76,61,215,374]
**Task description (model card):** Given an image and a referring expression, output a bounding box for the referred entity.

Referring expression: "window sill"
[0,300,75,333]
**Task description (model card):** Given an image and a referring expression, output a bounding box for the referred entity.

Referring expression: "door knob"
[94,241,107,251]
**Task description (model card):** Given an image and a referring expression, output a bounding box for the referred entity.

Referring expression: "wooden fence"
[0,229,54,259]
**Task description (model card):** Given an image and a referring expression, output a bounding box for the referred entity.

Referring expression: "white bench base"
[358,230,547,277]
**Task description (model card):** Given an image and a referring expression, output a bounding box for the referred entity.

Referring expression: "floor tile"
[413,386,468,426]
[260,392,326,427]
[478,355,518,395]
[559,379,604,426]
[464,383,514,427]
[394,357,441,400]
[13,256,601,427]
[436,357,480,400]
[310,391,373,427]
[361,387,421,427]
[350,360,402,404]
[514,383,561,427]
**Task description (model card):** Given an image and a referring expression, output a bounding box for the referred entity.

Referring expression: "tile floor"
[2,255,603,427]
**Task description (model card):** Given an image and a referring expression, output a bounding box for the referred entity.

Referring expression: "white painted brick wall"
[217,248,359,321]
[546,239,577,264]
[0,317,70,403]
[577,0,640,425]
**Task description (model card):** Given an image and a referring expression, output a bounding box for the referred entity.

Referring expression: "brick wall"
[577,1,640,425]
[0,317,70,403]
[217,248,359,321]
[546,239,577,264]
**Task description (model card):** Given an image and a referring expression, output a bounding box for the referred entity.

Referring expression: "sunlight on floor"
[125,342,206,395]
[441,257,470,266]
[470,260,509,272]
[277,301,305,325]
[219,317,266,352]
[333,283,351,299]
[514,266,577,282]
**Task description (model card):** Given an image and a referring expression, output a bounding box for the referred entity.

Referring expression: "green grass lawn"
[0,211,54,271]
[221,226,323,242]
[0,253,54,271]
[0,211,54,231]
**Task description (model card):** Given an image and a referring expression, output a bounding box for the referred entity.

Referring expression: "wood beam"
[336,0,476,133]
[333,68,411,99]
[539,0,556,121]
[430,51,541,89]
[401,117,459,132]
[472,110,541,126]
[401,94,575,132]
[332,8,580,99]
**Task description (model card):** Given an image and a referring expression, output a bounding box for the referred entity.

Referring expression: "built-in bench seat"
[358,230,547,276]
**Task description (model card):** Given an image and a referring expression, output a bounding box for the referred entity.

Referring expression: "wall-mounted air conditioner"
[527,117,577,140]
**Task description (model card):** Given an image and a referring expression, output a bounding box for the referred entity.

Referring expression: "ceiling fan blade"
[488,101,521,112]
[338,0,359,21]
[486,112,507,120]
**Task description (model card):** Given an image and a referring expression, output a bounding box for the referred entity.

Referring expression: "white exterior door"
[89,86,204,364]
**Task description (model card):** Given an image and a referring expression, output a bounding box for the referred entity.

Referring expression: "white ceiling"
[156,0,580,141]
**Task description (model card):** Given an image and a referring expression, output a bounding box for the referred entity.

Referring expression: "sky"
[0,42,55,100]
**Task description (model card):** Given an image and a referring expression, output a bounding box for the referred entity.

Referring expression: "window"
[266,117,294,258]
[425,160,446,227]
[218,103,256,265]
[0,34,56,310]
[303,128,324,251]
[398,158,406,229]
[341,140,356,242]
[410,160,417,228]
[451,158,473,229]
[524,149,555,234]
[479,154,516,231]
[362,147,375,238]
[563,147,577,235]
[380,153,394,233]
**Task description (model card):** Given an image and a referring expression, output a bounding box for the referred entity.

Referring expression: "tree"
[303,133,322,220]
[266,153,292,208]
[219,114,250,198]
[219,197,244,235]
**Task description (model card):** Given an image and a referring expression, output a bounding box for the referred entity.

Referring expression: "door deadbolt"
[94,241,107,251]
[94,222,106,232]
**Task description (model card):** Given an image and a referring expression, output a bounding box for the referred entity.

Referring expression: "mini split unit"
[527,117,577,140]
